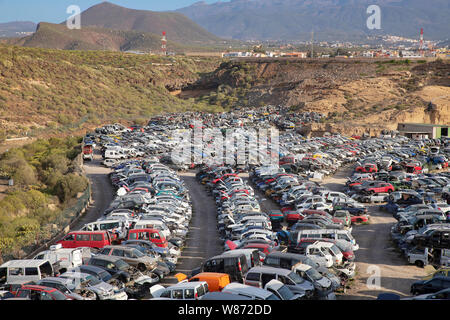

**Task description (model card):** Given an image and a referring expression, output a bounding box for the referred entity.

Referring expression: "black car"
[411,276,450,295]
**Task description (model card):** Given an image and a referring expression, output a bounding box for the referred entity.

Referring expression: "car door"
[261,273,276,288]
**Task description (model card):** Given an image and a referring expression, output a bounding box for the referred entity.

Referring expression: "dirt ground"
[321,166,427,299]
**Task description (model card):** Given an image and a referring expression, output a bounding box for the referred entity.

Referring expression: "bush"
[54,173,88,203]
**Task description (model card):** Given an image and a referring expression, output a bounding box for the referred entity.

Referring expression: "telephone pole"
[311,30,314,58]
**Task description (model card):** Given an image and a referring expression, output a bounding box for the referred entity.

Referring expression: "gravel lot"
[321,166,427,299]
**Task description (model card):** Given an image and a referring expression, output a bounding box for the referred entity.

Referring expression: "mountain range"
[0,21,37,38]
[177,0,450,41]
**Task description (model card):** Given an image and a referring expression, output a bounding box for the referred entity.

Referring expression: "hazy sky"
[0,0,224,23]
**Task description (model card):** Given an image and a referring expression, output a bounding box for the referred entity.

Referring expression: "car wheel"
[138,263,147,272]
[415,260,424,268]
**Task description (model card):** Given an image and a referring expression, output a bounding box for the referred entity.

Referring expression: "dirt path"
[160,171,223,285]
[320,165,426,299]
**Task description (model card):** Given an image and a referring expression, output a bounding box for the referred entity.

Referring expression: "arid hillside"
[0,45,221,139]
[185,58,450,135]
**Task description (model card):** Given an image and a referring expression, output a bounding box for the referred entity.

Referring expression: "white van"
[104,149,127,160]
[33,244,83,273]
[0,260,54,285]
[297,229,359,251]
[132,219,172,238]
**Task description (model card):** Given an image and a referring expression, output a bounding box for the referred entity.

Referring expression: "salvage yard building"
[397,123,450,139]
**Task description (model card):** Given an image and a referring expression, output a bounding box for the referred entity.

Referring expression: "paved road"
[160,171,223,285]
[71,150,113,231]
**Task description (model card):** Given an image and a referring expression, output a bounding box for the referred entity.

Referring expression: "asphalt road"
[160,171,223,285]
[71,150,113,231]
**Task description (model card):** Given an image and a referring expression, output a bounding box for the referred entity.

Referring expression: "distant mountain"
[73,1,220,45]
[177,0,450,41]
[0,21,36,38]
[11,22,189,52]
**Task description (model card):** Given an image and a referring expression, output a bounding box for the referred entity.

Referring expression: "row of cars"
[0,137,195,300]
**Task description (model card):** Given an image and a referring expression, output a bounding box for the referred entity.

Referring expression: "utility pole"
[311,30,314,58]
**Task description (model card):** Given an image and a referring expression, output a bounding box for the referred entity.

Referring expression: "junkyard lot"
[321,166,427,299]
[81,150,427,298]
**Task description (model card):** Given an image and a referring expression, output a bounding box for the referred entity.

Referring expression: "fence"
[0,183,92,263]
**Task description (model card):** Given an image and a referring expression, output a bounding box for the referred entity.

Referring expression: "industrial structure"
[398,123,450,140]
[161,31,167,56]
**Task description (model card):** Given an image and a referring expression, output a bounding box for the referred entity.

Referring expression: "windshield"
[132,249,145,258]
[288,271,305,284]
[305,268,323,281]
[266,293,281,300]
[85,275,102,286]
[115,259,130,270]
[50,290,69,300]
[276,285,295,300]
[329,245,341,256]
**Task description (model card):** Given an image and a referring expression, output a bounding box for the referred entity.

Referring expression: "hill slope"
[177,0,450,41]
[12,22,188,52]
[75,1,220,45]
[0,45,222,138]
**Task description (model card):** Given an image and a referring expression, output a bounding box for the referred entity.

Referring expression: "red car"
[243,242,276,255]
[355,163,378,173]
[363,182,394,194]
[302,209,344,225]
[127,228,168,248]
[15,285,71,300]
[57,230,113,249]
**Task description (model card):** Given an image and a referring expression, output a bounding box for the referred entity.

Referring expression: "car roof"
[1,259,51,268]
[223,283,273,298]
[201,292,252,300]
[167,281,208,289]
[90,254,123,262]
[247,266,291,275]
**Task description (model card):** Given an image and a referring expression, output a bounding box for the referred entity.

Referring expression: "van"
[127,228,168,248]
[175,272,231,292]
[57,231,112,249]
[222,249,263,267]
[132,220,171,238]
[33,244,83,274]
[152,281,209,300]
[193,252,249,283]
[244,266,315,298]
[104,149,127,160]
[293,229,359,251]
[263,251,320,269]
[0,260,54,286]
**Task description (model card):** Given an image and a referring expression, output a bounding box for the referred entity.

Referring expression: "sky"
[0,0,224,23]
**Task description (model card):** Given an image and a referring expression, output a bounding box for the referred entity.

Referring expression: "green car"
[333,210,352,227]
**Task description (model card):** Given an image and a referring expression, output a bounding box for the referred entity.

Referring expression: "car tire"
[137,263,147,272]
[415,260,424,268]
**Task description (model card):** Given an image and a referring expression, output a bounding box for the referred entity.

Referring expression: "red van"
[57,231,112,249]
[127,228,168,248]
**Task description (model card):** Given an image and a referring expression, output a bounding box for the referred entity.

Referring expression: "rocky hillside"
[184,58,450,135]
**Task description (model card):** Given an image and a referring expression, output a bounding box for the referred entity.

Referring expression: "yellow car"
[423,266,450,280]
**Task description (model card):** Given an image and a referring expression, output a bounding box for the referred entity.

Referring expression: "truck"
[32,244,84,274]
[407,247,450,268]
[82,144,94,161]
